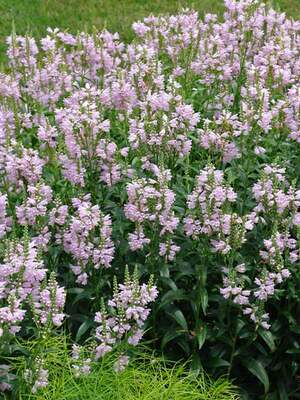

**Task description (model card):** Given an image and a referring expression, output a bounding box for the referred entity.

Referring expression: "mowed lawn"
[0,0,299,62]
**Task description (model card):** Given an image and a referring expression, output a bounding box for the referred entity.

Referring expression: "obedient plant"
[94,269,157,359]
[62,195,115,284]
[70,269,157,378]
[0,0,300,398]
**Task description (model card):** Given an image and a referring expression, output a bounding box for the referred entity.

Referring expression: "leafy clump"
[0,0,300,398]
[15,336,239,400]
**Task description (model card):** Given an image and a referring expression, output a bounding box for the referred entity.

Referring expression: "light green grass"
[12,336,239,400]
[0,0,299,63]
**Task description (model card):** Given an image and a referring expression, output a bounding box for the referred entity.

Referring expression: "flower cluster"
[125,167,179,255]
[252,165,300,223]
[32,272,66,327]
[71,344,92,378]
[220,229,298,329]
[128,83,200,158]
[0,195,11,239]
[94,269,158,360]
[198,113,245,164]
[24,357,48,394]
[184,165,255,254]
[0,235,66,335]
[0,236,46,335]
[62,195,114,284]
[16,184,53,226]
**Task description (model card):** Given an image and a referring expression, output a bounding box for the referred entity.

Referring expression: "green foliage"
[10,336,239,400]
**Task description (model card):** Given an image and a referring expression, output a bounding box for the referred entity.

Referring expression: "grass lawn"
[0,0,299,63]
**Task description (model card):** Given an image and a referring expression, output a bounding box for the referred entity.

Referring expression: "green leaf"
[174,263,194,279]
[200,288,208,315]
[196,324,207,349]
[286,348,300,354]
[8,344,30,356]
[277,380,289,400]
[159,263,170,278]
[206,357,230,369]
[236,318,246,335]
[76,320,93,342]
[161,330,182,349]
[258,329,276,352]
[176,336,190,355]
[166,307,188,331]
[72,289,93,306]
[243,359,269,393]
[190,353,203,376]
[68,288,84,294]
[159,277,177,291]
[158,289,189,311]
[198,265,207,286]
[290,325,300,334]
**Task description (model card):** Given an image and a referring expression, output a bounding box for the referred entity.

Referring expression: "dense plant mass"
[14,337,238,400]
[0,0,300,398]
